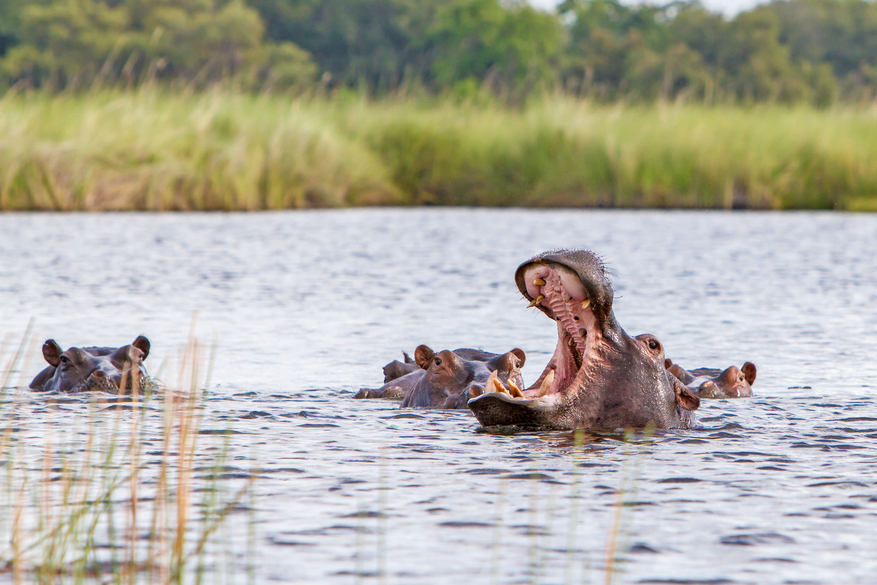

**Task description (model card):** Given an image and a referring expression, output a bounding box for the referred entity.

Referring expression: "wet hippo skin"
[665,359,757,399]
[30,336,151,394]
[355,345,526,409]
[468,249,700,429]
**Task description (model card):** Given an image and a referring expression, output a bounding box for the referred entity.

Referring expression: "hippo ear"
[671,375,700,411]
[43,340,63,367]
[414,345,435,369]
[486,350,523,373]
[664,358,673,370]
[402,351,414,364]
[132,336,150,359]
[742,362,757,385]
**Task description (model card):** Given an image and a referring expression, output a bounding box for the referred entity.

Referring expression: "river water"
[1,209,875,584]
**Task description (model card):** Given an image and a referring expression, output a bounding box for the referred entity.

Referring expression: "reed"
[0,328,254,583]
[1,89,876,211]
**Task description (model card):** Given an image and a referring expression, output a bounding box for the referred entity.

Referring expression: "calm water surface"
[1,209,876,584]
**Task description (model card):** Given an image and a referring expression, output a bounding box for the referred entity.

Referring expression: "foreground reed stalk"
[0,329,253,583]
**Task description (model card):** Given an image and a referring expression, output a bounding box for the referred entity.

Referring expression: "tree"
[428,0,562,97]
[0,0,315,91]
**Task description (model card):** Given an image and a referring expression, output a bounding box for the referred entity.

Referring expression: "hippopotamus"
[355,345,526,409]
[468,249,700,429]
[381,352,419,383]
[29,336,151,394]
[665,359,757,399]
[401,345,526,409]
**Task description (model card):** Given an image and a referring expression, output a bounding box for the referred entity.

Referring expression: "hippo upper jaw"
[469,249,699,429]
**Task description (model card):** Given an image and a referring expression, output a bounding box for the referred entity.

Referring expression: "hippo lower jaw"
[466,392,562,427]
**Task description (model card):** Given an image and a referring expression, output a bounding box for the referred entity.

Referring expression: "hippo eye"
[648,340,659,350]
[434,357,442,366]
[59,356,70,364]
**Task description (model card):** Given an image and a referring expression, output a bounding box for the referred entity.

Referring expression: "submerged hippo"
[468,249,699,429]
[381,352,419,383]
[665,359,757,399]
[355,345,526,409]
[29,336,151,394]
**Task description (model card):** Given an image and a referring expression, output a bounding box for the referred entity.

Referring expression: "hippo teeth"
[537,370,555,397]
[581,299,590,310]
[486,370,524,398]
[567,334,583,369]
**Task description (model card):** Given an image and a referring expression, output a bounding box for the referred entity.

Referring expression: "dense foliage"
[1,0,876,103]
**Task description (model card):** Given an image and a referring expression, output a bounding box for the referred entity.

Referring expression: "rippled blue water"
[1,209,876,584]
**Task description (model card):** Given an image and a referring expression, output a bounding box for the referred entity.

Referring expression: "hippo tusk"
[581,299,590,310]
[492,377,510,394]
[537,370,555,397]
[508,379,524,398]
[485,371,502,394]
[533,278,546,286]
[528,294,545,308]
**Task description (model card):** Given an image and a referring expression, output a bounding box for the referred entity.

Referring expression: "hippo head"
[695,363,757,399]
[399,345,526,409]
[29,336,151,394]
[468,249,699,429]
[382,352,418,383]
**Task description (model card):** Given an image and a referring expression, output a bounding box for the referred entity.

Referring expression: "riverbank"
[1,90,876,211]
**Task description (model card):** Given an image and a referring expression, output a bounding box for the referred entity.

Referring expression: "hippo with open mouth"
[665,359,757,399]
[30,336,152,394]
[468,249,699,429]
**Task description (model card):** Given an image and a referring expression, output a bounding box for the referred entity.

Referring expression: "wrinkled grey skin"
[355,346,526,408]
[468,249,699,429]
[30,336,151,394]
[666,360,757,399]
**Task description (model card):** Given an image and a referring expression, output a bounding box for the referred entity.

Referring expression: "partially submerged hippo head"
[666,360,757,399]
[382,352,418,383]
[468,249,699,429]
[29,336,151,394]
[399,345,526,409]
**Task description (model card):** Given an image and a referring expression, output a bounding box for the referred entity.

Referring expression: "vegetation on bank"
[1,90,876,212]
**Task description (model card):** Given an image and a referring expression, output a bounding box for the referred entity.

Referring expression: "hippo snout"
[698,380,720,399]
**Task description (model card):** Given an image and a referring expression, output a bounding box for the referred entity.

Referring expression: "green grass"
[1,89,876,211]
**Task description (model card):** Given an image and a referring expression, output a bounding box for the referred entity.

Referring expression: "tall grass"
[0,327,254,583]
[1,90,876,211]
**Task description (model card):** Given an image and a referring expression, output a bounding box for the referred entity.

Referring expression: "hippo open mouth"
[468,249,699,429]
